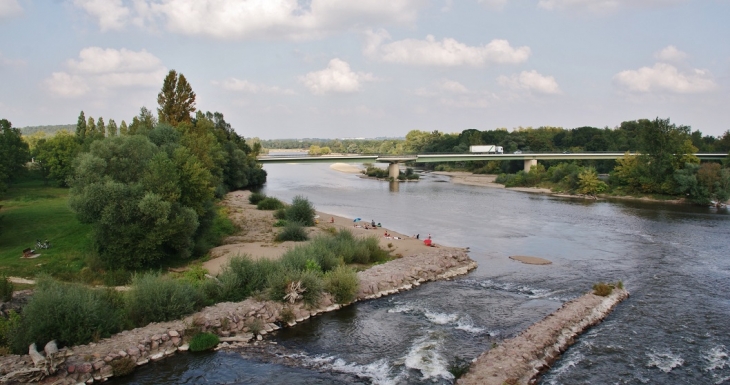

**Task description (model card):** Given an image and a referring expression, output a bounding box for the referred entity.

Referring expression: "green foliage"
[286,195,316,226]
[273,208,287,220]
[279,306,295,324]
[11,277,124,352]
[675,162,730,205]
[363,166,389,179]
[217,256,284,301]
[246,318,265,334]
[189,332,219,352]
[257,197,284,210]
[273,219,288,227]
[125,273,206,327]
[577,168,607,196]
[248,192,266,204]
[0,119,30,194]
[0,275,12,302]
[110,357,137,376]
[592,282,613,297]
[324,265,359,304]
[0,310,20,353]
[275,221,309,242]
[33,130,80,187]
[157,70,196,126]
[268,269,324,306]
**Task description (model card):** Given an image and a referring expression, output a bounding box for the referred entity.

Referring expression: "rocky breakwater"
[0,248,475,384]
[457,288,630,385]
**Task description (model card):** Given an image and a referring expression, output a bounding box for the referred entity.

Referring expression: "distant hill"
[19,124,75,136]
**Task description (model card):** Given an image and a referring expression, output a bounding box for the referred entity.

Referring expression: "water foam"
[403,335,454,381]
[302,354,400,385]
[646,349,684,373]
[704,345,729,372]
[388,301,486,334]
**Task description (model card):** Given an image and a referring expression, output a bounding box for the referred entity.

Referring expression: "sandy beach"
[204,190,455,275]
[432,171,552,194]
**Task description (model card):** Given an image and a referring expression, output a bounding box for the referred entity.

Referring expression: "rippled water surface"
[114,162,730,385]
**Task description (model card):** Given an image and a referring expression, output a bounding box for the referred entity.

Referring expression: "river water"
[113,162,730,385]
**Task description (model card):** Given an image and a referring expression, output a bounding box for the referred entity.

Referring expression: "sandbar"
[509,255,552,265]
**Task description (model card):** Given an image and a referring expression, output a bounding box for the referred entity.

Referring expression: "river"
[112,162,730,385]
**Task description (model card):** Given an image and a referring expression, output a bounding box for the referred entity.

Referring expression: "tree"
[0,119,30,194]
[97,117,106,138]
[157,70,196,126]
[577,168,607,197]
[69,135,212,269]
[75,111,87,142]
[86,117,97,138]
[637,118,698,194]
[33,130,80,187]
[107,119,118,137]
[119,120,128,136]
[128,117,140,135]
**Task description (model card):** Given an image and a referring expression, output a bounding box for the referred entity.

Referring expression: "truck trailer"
[469,145,504,154]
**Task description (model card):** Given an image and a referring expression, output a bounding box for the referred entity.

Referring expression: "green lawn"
[0,180,94,279]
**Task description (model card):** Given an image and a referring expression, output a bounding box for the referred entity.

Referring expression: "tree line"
[1,70,267,269]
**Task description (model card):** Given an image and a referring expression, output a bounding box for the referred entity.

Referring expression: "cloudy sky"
[1,0,728,139]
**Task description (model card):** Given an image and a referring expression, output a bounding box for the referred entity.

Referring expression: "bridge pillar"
[524,159,537,172]
[388,162,400,180]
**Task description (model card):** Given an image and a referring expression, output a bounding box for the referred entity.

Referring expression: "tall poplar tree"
[87,117,97,137]
[157,70,196,126]
[119,120,128,136]
[97,117,106,138]
[75,111,87,142]
[107,119,118,137]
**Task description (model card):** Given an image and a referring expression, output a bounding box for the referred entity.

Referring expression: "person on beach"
[428,234,431,240]
[371,220,376,227]
[330,217,334,223]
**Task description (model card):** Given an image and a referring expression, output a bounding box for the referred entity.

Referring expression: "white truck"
[469,145,504,154]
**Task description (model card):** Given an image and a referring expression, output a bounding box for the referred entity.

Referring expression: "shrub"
[257,197,284,210]
[10,277,124,353]
[325,266,359,304]
[273,208,287,220]
[275,221,309,242]
[273,219,287,227]
[0,310,20,352]
[248,192,267,205]
[617,281,624,290]
[592,282,613,297]
[247,318,264,335]
[286,195,316,226]
[268,269,324,307]
[181,264,209,284]
[126,273,206,327]
[218,256,283,301]
[102,269,132,287]
[279,307,295,324]
[189,332,219,352]
[0,275,13,302]
[110,357,137,376]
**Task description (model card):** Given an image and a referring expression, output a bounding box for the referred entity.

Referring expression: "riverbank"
[432,172,552,194]
[0,191,476,384]
[457,288,629,385]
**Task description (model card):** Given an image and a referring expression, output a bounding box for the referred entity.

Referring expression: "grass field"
[0,179,95,279]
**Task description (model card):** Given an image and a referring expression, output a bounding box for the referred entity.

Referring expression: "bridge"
[257,152,728,178]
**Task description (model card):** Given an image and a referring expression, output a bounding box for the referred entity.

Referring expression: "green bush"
[268,269,324,306]
[273,208,287,220]
[248,192,267,205]
[102,269,132,287]
[286,195,316,226]
[0,275,12,302]
[325,266,359,304]
[0,310,20,352]
[275,221,309,242]
[247,318,264,334]
[363,166,389,178]
[592,282,613,297]
[218,256,284,301]
[125,273,206,327]
[10,277,124,353]
[189,332,219,352]
[447,356,471,380]
[273,219,287,227]
[257,197,284,210]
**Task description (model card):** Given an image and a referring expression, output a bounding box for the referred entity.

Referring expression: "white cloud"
[440,80,469,93]
[365,30,530,67]
[73,0,424,39]
[213,78,295,95]
[654,45,687,62]
[300,58,375,95]
[537,0,682,13]
[46,47,167,98]
[73,0,130,31]
[0,51,25,67]
[497,70,561,94]
[477,0,508,8]
[0,0,22,19]
[613,63,716,93]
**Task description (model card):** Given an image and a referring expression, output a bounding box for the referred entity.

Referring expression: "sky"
[1,0,729,139]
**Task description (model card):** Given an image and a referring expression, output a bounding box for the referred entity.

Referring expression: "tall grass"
[217,256,284,301]
[268,269,324,306]
[275,221,309,242]
[286,195,316,226]
[257,197,284,210]
[125,273,206,326]
[325,266,359,304]
[248,192,267,205]
[10,277,125,353]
